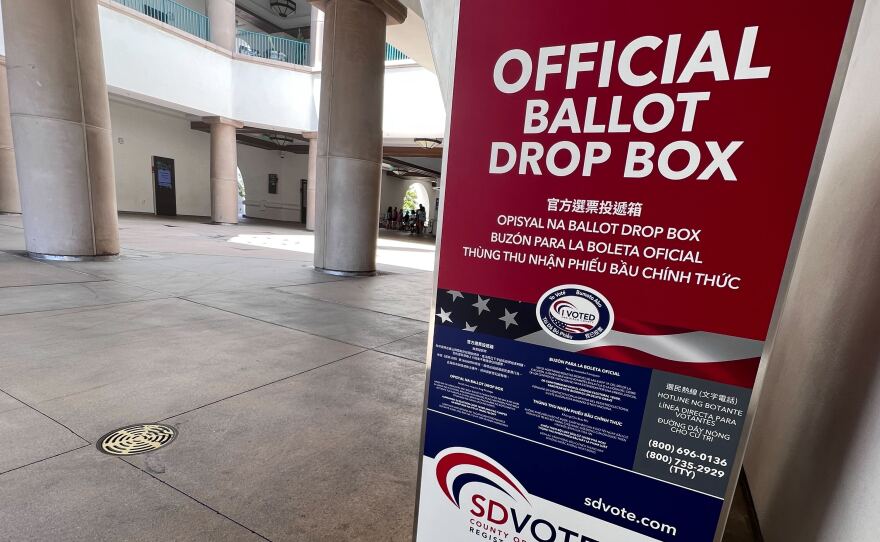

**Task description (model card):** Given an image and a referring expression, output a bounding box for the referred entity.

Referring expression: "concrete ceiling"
[386,8,435,72]
[397,0,423,17]
[236,0,312,33]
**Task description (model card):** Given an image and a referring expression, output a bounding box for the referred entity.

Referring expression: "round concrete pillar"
[309,7,325,68]
[207,0,236,51]
[313,0,388,274]
[2,0,119,257]
[207,117,242,225]
[0,58,20,214]
[304,132,318,231]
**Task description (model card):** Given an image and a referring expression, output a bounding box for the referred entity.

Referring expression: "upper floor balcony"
[235,29,310,66]
[112,0,211,41]
[82,0,442,138]
[108,0,411,67]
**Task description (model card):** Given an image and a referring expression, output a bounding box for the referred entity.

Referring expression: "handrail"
[385,43,410,62]
[112,0,210,41]
[236,29,311,67]
[109,4,409,68]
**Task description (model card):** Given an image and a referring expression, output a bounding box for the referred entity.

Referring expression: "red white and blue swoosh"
[434,447,531,508]
[435,289,763,387]
[519,315,762,387]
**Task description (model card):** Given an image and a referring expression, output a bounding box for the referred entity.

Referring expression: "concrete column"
[310,0,406,275]
[309,7,325,68]
[2,0,119,257]
[419,0,459,108]
[0,58,20,214]
[304,131,318,231]
[207,0,236,51]
[744,3,880,540]
[205,117,242,225]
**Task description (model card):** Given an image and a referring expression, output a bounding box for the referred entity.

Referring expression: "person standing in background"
[417,204,427,235]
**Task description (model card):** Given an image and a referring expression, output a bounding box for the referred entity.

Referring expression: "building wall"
[97,3,442,137]
[380,174,436,222]
[101,3,235,118]
[1,3,445,139]
[110,99,440,224]
[111,98,310,220]
[380,156,442,223]
[100,2,318,132]
[110,99,211,217]
[231,59,317,131]
[239,145,309,223]
[382,65,446,138]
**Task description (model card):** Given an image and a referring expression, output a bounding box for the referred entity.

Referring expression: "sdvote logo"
[435,448,531,509]
[433,448,610,542]
[537,285,614,345]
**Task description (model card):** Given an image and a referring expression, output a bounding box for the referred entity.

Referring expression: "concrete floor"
[0,213,761,542]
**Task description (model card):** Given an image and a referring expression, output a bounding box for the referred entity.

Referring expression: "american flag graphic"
[434,289,763,388]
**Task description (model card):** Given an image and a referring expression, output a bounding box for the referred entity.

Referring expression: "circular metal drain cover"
[97,423,178,456]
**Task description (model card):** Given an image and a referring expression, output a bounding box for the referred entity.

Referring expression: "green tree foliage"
[402,188,418,212]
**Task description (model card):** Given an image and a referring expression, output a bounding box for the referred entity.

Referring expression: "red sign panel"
[416,2,856,541]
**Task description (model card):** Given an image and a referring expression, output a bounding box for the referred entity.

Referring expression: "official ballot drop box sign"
[414,1,861,541]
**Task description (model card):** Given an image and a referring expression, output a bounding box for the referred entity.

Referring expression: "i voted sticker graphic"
[536,284,614,345]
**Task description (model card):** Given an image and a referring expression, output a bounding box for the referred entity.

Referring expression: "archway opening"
[403,182,430,220]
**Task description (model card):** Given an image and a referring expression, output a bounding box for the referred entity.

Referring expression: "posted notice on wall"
[415,1,857,541]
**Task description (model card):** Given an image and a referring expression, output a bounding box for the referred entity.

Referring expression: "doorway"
[300,179,307,223]
[152,156,176,216]
[403,182,431,220]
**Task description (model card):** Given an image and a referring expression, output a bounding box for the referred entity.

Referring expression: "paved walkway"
[0,214,759,541]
